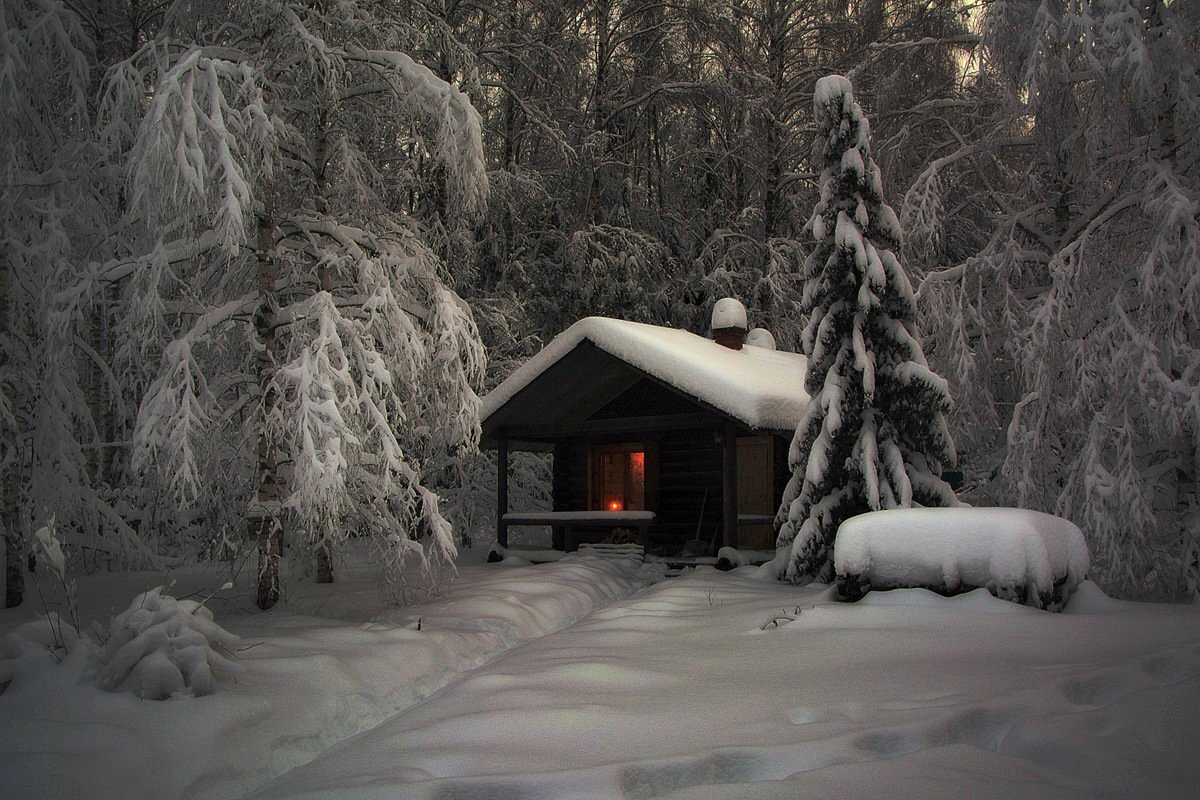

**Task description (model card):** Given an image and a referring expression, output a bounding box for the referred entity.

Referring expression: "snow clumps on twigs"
[94,587,243,700]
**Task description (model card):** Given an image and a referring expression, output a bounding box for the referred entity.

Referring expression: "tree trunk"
[313,113,335,585]
[1,246,22,608]
[764,119,782,239]
[4,479,22,608]
[316,539,333,584]
[252,189,283,610]
[252,512,281,610]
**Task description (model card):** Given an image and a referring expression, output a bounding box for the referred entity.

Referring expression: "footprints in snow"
[1061,645,1200,707]
[422,646,1200,800]
[782,644,1200,769]
[1141,645,1200,683]
[620,751,759,800]
[854,706,1017,758]
[425,752,762,800]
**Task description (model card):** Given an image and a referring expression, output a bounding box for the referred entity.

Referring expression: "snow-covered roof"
[481,317,810,432]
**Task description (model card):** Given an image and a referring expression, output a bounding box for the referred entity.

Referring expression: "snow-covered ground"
[3,550,1199,799]
[0,548,659,799]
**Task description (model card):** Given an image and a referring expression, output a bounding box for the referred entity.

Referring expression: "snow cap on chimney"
[745,327,776,350]
[711,297,748,350]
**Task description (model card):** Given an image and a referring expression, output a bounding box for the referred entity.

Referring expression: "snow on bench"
[833,507,1090,611]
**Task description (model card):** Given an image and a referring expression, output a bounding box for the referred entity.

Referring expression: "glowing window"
[591,444,645,512]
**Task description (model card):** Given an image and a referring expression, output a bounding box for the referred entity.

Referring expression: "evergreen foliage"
[775,75,958,583]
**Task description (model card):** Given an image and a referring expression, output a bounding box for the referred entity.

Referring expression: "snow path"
[0,553,659,800]
[252,572,1200,800]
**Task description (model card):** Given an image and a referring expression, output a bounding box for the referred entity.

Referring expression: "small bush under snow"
[833,507,1090,611]
[0,614,92,691]
[95,587,242,699]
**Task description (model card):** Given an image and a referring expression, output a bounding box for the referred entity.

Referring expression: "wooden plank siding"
[737,436,776,549]
[655,431,725,548]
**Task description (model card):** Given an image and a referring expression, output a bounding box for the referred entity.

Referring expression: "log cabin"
[479,299,810,557]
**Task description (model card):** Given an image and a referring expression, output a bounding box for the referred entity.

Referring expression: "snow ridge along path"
[0,551,661,800]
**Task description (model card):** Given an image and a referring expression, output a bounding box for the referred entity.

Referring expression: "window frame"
[588,441,647,512]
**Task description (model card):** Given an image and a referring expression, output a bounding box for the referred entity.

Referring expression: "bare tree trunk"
[3,473,21,609]
[315,538,333,585]
[252,190,283,610]
[1,246,23,608]
[764,120,782,239]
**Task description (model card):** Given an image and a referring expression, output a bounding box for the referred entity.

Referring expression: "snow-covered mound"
[0,614,92,692]
[95,587,242,699]
[833,508,1090,610]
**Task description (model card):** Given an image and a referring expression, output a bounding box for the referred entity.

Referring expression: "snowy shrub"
[833,508,1091,611]
[95,587,242,699]
[0,614,93,693]
[2,525,91,693]
[33,524,68,580]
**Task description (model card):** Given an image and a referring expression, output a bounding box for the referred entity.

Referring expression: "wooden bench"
[501,510,656,551]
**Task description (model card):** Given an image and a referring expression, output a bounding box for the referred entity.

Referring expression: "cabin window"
[590,442,645,511]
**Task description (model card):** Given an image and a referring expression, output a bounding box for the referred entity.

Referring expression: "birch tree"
[99,0,488,608]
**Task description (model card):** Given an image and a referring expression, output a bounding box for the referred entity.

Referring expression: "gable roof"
[481,317,810,436]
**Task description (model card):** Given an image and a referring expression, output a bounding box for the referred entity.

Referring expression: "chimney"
[745,327,776,350]
[711,297,748,350]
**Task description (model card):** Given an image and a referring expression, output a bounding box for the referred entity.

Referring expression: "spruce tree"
[775,75,958,583]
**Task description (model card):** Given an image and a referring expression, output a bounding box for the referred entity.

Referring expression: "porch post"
[722,423,738,550]
[552,442,568,550]
[497,436,509,548]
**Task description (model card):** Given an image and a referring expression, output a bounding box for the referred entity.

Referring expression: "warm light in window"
[630,451,644,475]
[592,443,644,513]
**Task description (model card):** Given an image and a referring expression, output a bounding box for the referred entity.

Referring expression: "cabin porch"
[493,423,789,561]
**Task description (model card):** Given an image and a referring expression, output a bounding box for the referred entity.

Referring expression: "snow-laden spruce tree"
[775,75,958,583]
[95,1,487,608]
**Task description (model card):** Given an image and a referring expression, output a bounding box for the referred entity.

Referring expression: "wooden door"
[736,436,774,549]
